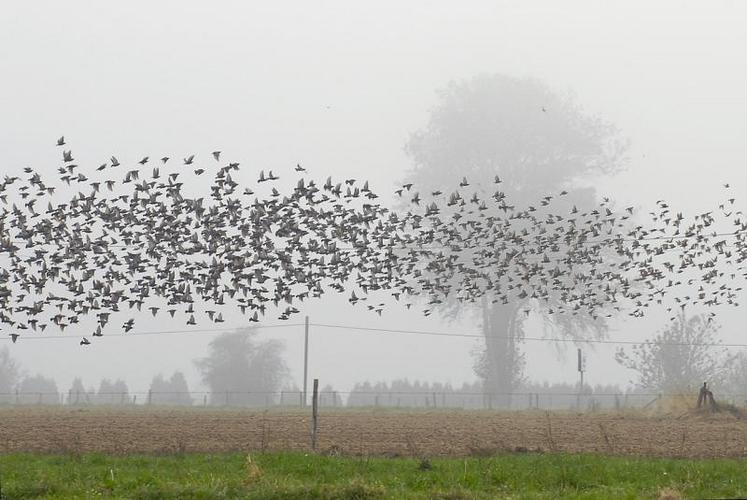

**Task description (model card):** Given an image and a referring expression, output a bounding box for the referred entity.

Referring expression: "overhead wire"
[3,319,746,349]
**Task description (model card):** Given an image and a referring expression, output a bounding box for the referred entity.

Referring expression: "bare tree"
[0,347,21,403]
[615,311,734,393]
[403,74,627,404]
[195,327,288,406]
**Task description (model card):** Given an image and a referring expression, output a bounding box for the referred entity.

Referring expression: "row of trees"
[1,314,742,407]
[0,369,193,406]
[66,373,191,405]
[346,379,656,410]
[0,328,289,407]
[0,347,62,404]
[63,328,286,406]
[343,311,743,407]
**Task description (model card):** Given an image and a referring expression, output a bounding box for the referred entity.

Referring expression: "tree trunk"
[481,297,522,408]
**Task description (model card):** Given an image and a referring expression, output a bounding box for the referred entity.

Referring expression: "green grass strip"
[1,451,746,499]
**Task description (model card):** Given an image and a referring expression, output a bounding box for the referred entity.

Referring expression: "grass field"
[3,406,747,498]
[2,451,747,499]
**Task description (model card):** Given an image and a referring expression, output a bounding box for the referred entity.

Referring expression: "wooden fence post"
[311,379,319,452]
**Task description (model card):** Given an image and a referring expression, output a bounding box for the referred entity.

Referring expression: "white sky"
[1,0,747,397]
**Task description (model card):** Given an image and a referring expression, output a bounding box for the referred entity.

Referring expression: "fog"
[1,0,747,400]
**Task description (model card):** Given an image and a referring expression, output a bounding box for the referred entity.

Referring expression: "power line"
[307,322,747,348]
[4,319,744,349]
[0,323,304,341]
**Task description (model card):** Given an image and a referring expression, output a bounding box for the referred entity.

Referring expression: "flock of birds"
[0,137,745,345]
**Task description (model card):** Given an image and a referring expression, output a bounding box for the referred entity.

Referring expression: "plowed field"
[2,406,747,458]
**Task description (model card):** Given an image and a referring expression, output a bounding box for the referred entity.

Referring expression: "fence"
[1,389,741,410]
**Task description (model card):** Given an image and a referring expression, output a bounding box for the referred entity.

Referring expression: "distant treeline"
[0,370,193,406]
[65,372,192,406]
[1,373,660,410]
[345,379,657,410]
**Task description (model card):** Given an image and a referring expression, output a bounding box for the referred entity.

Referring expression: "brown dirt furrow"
[2,407,747,458]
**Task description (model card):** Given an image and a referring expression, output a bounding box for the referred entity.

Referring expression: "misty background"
[1,0,747,400]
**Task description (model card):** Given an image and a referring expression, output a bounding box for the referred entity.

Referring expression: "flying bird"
[0,135,741,345]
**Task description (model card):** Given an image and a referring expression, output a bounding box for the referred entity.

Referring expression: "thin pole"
[577,348,583,409]
[303,316,309,407]
[311,378,319,451]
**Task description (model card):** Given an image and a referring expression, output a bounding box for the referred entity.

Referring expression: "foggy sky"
[1,0,747,396]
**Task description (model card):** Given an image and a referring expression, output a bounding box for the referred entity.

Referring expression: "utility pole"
[303,315,309,407]
[577,348,584,409]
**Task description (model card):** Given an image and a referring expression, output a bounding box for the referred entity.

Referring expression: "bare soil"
[1,406,747,458]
